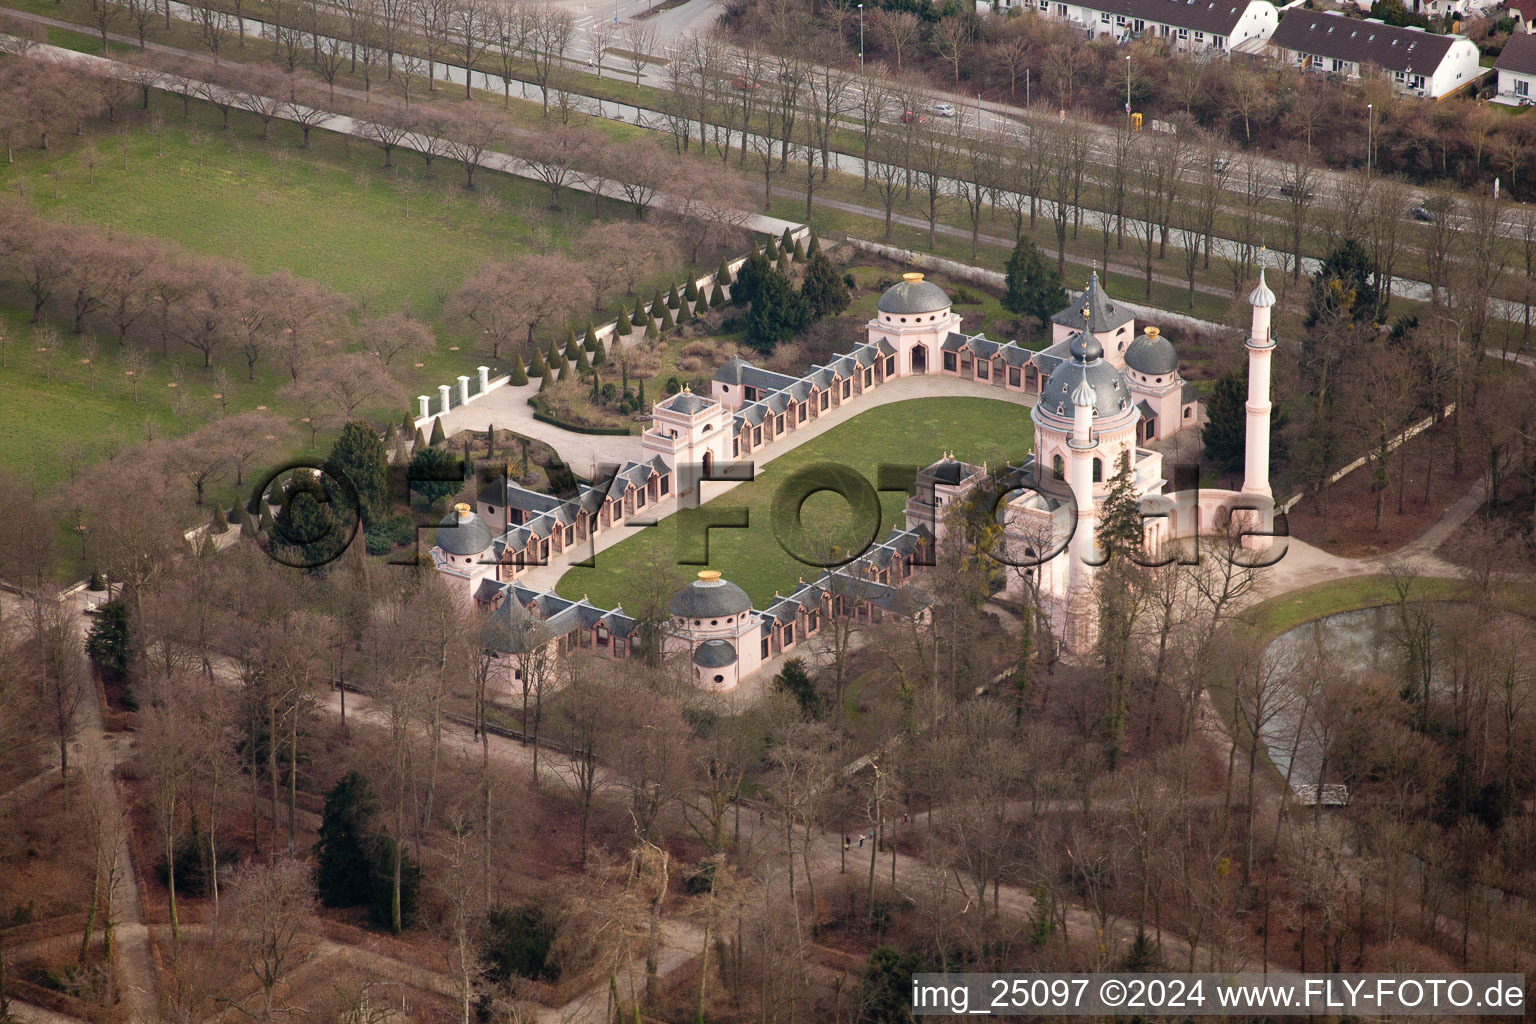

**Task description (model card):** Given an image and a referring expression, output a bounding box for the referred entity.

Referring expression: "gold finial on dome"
[682,381,692,394]
[1145,326,1160,339]
[454,502,471,518]
[697,570,722,582]
[902,272,924,283]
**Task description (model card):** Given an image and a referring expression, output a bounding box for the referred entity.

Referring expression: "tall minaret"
[1064,367,1099,654]
[1242,263,1276,500]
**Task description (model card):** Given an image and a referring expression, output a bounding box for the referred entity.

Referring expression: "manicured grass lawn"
[0,95,607,328]
[554,396,1035,609]
[0,90,700,503]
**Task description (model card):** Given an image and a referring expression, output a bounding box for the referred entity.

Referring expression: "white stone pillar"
[458,375,471,406]
[439,384,452,414]
[478,365,490,392]
[1243,266,1276,500]
[1064,374,1099,655]
[418,395,430,419]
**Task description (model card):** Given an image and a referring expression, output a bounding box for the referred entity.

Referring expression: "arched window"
[1052,454,1065,480]
[1092,458,1103,482]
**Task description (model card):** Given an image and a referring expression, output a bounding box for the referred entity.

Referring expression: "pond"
[1259,602,1532,803]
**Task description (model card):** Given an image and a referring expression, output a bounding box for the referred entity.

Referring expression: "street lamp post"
[1366,102,1374,177]
[858,3,864,69]
[1125,55,1132,129]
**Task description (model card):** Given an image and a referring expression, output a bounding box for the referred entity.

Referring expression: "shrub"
[210,504,229,534]
[664,375,681,395]
[615,306,632,335]
[685,277,699,301]
[88,570,106,592]
[763,234,779,261]
[509,355,528,385]
[584,324,599,351]
[408,447,462,505]
[482,903,559,984]
[792,236,806,262]
[711,283,727,308]
[644,317,659,341]
[661,305,676,331]
[678,355,704,372]
[717,257,733,287]
[429,417,446,446]
[118,686,139,712]
[528,347,547,376]
[807,229,820,257]
[952,286,978,304]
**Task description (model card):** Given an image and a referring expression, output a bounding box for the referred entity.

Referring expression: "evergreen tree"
[1202,369,1247,472]
[529,347,547,376]
[800,251,850,319]
[716,256,733,287]
[557,355,571,379]
[487,425,496,458]
[637,378,647,406]
[1003,238,1067,329]
[685,277,699,303]
[777,252,792,273]
[412,425,427,450]
[540,364,555,390]
[258,503,275,534]
[732,251,771,307]
[239,505,257,536]
[274,483,342,565]
[1097,451,1143,563]
[645,317,659,341]
[408,446,463,505]
[857,948,928,1024]
[85,600,132,679]
[429,417,446,446]
[763,234,779,261]
[650,289,665,317]
[744,271,812,353]
[399,411,413,435]
[574,345,590,372]
[211,503,229,534]
[616,305,632,335]
[710,282,727,308]
[773,658,821,719]
[509,354,529,386]
[666,283,681,309]
[791,236,806,262]
[590,370,601,402]
[546,338,562,367]
[314,771,379,908]
[634,297,649,325]
[678,298,694,322]
[1306,238,1379,328]
[463,437,473,478]
[565,331,581,361]
[661,304,676,330]
[592,339,607,367]
[806,229,820,257]
[779,227,795,254]
[328,420,390,525]
[584,323,599,351]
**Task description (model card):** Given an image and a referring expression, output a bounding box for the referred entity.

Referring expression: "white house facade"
[1493,32,1536,104]
[980,0,1279,54]
[1268,10,1481,98]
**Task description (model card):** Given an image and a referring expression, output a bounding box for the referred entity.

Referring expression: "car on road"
[732,77,760,90]
[1411,205,1434,222]
[899,110,928,124]
[929,102,954,118]
[1278,181,1312,199]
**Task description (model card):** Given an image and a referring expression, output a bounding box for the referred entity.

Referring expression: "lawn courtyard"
[553,396,1036,610]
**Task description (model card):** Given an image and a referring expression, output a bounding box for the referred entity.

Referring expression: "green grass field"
[0,91,701,501]
[554,397,1035,609]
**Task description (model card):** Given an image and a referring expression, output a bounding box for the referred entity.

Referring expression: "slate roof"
[1124,331,1180,375]
[661,391,713,415]
[1496,31,1536,75]
[1092,0,1253,34]
[1051,272,1135,334]
[876,275,951,314]
[1270,10,1459,74]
